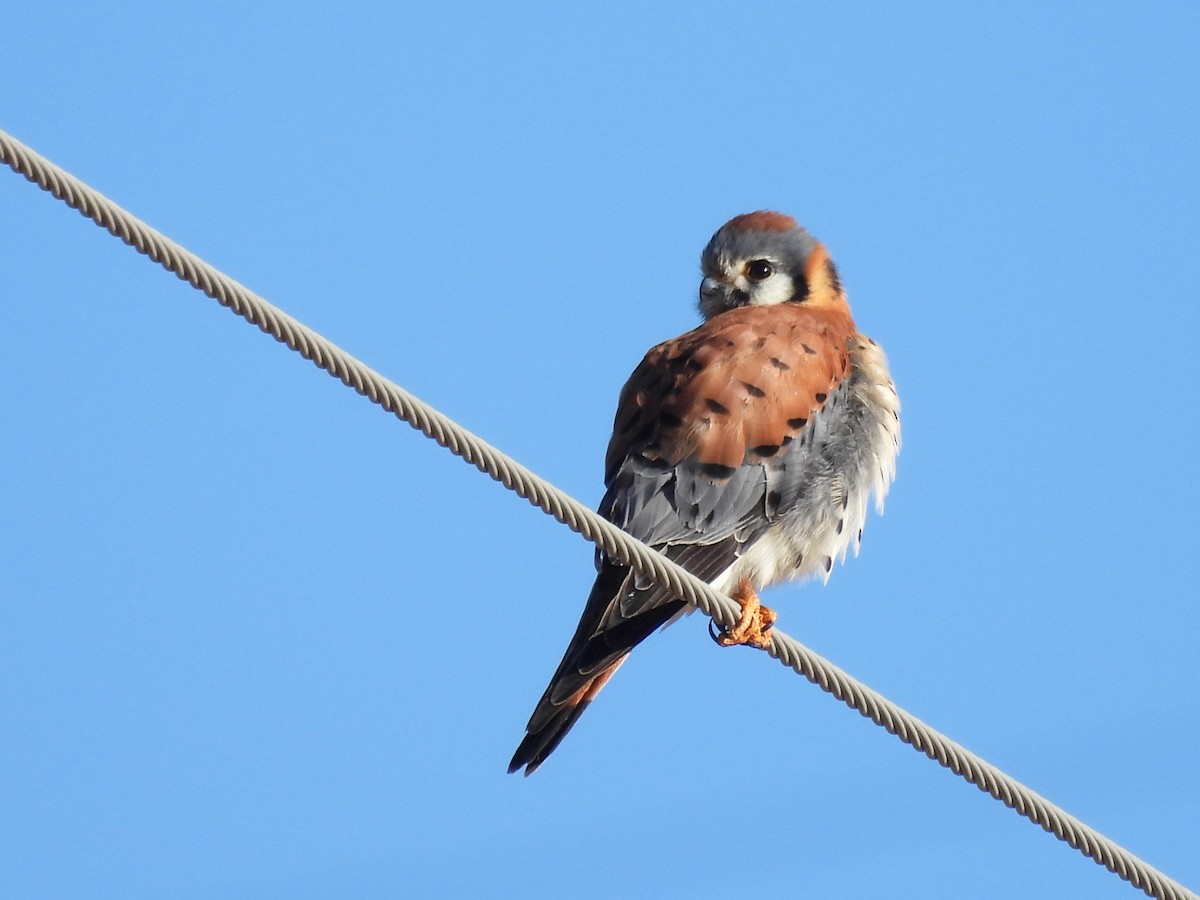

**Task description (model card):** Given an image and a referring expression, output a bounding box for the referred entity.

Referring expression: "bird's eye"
[745,260,774,282]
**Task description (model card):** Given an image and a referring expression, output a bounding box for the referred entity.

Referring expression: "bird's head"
[698,211,846,320]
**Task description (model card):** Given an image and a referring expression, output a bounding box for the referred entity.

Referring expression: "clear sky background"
[2,3,1198,898]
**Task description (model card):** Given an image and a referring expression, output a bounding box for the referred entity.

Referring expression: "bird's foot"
[710,582,776,650]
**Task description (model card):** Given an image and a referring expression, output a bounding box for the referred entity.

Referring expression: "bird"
[508,211,900,775]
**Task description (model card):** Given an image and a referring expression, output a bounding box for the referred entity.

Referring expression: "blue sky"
[3,3,1198,898]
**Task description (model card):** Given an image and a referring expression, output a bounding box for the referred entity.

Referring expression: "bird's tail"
[508,563,685,775]
[507,654,628,776]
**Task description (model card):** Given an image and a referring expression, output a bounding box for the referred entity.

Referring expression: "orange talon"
[713,580,776,649]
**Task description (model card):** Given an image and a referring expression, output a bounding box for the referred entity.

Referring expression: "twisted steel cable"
[2,128,1193,900]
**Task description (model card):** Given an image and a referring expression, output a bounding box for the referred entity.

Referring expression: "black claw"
[707,618,728,645]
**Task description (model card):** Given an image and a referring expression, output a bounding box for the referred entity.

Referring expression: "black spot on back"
[706,398,730,415]
[699,462,736,480]
[742,382,766,398]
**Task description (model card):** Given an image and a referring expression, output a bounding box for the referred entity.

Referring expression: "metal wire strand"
[1,128,1193,900]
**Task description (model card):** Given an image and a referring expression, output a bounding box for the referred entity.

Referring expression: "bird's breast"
[714,332,901,594]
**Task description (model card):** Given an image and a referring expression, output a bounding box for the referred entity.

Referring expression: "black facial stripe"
[825,259,842,295]
[789,273,810,303]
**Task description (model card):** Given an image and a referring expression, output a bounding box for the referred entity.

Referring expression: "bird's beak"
[699,276,748,317]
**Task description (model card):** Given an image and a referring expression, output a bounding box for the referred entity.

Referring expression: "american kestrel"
[508,211,900,775]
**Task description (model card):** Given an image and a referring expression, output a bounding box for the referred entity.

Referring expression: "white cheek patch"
[744,271,796,306]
